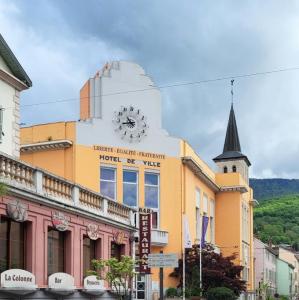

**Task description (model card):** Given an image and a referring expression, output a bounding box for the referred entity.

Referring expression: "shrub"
[206,287,237,300]
[166,287,178,298]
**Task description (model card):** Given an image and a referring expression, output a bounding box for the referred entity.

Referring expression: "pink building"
[0,152,135,299]
[254,237,278,297]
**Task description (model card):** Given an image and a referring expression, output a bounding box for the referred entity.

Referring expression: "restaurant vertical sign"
[139,208,151,274]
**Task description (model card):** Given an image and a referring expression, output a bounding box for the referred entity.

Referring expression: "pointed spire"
[223,104,241,153]
[213,81,251,166]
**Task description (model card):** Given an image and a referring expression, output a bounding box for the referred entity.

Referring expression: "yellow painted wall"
[20,122,76,180]
[20,124,255,292]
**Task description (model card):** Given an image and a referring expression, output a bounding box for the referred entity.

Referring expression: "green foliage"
[278,296,289,300]
[89,256,135,300]
[165,287,178,298]
[254,194,299,249]
[170,244,246,296]
[87,258,105,278]
[0,182,7,196]
[190,286,202,296]
[206,287,237,300]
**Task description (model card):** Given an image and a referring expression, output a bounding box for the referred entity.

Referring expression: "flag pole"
[182,215,186,300]
[199,213,202,296]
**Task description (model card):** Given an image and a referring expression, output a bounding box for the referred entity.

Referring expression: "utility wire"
[2,65,299,111]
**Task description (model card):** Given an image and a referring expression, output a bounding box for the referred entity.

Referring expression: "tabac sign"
[139,208,152,274]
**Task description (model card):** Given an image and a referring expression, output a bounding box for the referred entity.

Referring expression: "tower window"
[223,166,228,173]
[232,165,237,172]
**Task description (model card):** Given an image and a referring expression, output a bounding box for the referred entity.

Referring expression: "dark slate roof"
[213,104,251,166]
[0,34,32,87]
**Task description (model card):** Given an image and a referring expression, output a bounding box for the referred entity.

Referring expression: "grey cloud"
[2,0,299,178]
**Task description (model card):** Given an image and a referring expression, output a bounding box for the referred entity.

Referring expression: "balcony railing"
[0,152,135,227]
[151,229,169,246]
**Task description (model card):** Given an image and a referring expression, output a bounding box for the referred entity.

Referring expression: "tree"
[170,244,246,297]
[0,182,7,196]
[89,255,135,300]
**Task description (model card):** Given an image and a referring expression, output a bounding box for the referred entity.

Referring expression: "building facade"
[254,238,277,297]
[276,245,299,299]
[0,39,135,300]
[0,34,32,157]
[276,258,294,298]
[20,61,255,299]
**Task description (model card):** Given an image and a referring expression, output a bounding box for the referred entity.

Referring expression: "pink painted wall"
[254,237,277,290]
[0,195,132,288]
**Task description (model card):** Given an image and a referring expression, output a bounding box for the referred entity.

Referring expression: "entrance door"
[136,274,146,299]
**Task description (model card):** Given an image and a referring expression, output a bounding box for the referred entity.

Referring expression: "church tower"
[213,103,250,184]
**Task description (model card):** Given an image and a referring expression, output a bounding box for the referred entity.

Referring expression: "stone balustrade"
[0,152,134,226]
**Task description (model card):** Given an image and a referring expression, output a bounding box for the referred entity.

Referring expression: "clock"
[112,106,148,142]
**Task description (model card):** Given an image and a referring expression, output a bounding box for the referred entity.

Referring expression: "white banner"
[183,214,192,248]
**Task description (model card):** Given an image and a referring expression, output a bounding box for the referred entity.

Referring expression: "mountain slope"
[250,178,299,201]
[254,194,299,249]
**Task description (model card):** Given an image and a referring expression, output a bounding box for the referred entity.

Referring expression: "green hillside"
[254,194,299,250]
[250,178,299,201]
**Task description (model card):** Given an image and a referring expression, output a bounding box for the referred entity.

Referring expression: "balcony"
[0,151,135,227]
[151,229,169,246]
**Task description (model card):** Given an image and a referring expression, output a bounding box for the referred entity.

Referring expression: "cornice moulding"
[20,140,73,153]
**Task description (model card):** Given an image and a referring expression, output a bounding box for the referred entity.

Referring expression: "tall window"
[111,242,123,260]
[83,237,97,275]
[232,165,237,172]
[123,170,138,207]
[48,228,65,275]
[100,167,116,200]
[0,217,25,272]
[145,173,159,229]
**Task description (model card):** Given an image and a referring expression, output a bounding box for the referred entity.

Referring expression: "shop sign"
[84,276,105,290]
[148,253,178,268]
[0,269,37,289]
[7,200,28,222]
[112,230,125,245]
[87,224,100,240]
[139,211,151,274]
[48,273,75,290]
[52,212,69,231]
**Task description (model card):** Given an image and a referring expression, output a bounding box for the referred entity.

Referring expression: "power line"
[3,65,299,111]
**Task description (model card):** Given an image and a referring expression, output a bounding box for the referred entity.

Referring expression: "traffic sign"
[148,253,178,268]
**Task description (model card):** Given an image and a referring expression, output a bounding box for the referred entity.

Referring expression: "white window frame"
[123,169,138,207]
[100,166,117,200]
[144,172,160,229]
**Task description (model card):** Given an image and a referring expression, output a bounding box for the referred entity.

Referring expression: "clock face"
[112,106,148,142]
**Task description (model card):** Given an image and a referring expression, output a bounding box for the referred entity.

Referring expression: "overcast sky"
[1,0,299,178]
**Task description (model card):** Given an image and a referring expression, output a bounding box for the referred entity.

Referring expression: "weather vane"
[231,79,235,105]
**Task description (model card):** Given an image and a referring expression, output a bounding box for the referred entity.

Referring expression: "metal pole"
[199,213,202,296]
[159,250,164,300]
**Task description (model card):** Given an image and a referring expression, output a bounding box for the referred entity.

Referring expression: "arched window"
[232,165,237,172]
[223,166,228,173]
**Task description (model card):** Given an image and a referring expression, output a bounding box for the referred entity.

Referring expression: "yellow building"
[20,61,255,299]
